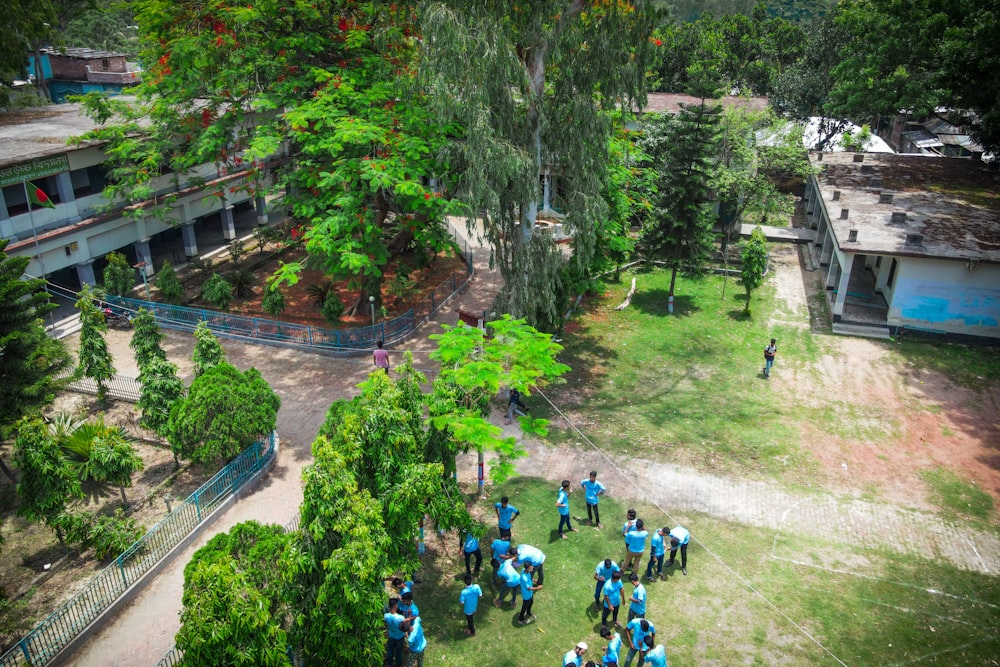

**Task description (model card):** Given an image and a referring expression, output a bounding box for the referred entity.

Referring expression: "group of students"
[382,472,690,666]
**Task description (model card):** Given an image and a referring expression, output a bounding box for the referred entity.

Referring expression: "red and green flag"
[27,181,56,209]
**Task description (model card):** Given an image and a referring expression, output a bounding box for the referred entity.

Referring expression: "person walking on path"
[490,534,512,588]
[623,618,656,667]
[495,496,520,539]
[383,597,406,667]
[518,562,543,624]
[374,339,390,374]
[459,574,483,636]
[594,558,621,610]
[460,529,483,577]
[645,527,667,582]
[600,625,623,667]
[666,525,691,575]
[601,570,625,627]
[626,573,647,622]
[505,387,529,423]
[581,471,606,528]
[640,637,668,667]
[557,479,578,538]
[514,543,547,585]
[762,338,777,378]
[495,557,521,608]
[401,617,426,667]
[623,519,649,572]
[563,642,589,666]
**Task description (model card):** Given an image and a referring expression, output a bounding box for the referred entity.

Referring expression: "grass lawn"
[414,478,1000,665]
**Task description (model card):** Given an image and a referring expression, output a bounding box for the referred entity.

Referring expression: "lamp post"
[369,294,376,330]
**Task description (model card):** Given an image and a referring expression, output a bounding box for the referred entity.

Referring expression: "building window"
[71,165,107,197]
[887,258,898,289]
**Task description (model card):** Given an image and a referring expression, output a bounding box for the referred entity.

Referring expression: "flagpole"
[23,180,55,328]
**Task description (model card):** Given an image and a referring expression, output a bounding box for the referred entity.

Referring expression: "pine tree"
[129,308,166,372]
[102,251,136,296]
[75,283,117,404]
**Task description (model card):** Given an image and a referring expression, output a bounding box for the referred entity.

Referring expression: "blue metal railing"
[0,433,277,667]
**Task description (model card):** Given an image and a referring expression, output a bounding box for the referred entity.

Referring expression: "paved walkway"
[64,220,997,666]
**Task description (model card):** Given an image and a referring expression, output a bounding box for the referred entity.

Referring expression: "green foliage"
[12,419,82,543]
[920,467,995,522]
[52,509,93,549]
[253,225,282,254]
[75,283,117,404]
[138,357,185,437]
[51,414,134,484]
[189,256,213,280]
[154,260,183,304]
[89,435,144,503]
[0,589,33,654]
[838,124,873,151]
[0,239,72,435]
[305,280,334,308]
[201,273,233,311]
[177,522,293,667]
[192,321,225,377]
[639,91,723,300]
[88,510,143,560]
[102,251,136,297]
[740,226,769,312]
[261,284,287,318]
[166,362,280,464]
[129,308,166,371]
[292,439,391,665]
[420,0,663,328]
[229,267,257,298]
[61,4,139,57]
[320,293,344,326]
[227,239,245,265]
[387,270,416,302]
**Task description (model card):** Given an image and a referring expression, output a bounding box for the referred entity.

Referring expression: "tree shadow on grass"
[630,289,701,318]
[727,308,752,321]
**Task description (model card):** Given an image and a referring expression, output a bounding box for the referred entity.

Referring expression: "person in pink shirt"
[373,340,390,374]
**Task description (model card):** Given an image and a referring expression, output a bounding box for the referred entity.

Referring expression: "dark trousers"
[518,596,535,621]
[586,502,601,525]
[601,602,620,626]
[645,553,664,579]
[499,527,512,540]
[465,613,476,635]
[385,636,404,667]
[668,543,688,568]
[464,548,482,575]
[490,558,501,587]
[594,579,605,604]
[533,563,545,585]
[558,514,573,534]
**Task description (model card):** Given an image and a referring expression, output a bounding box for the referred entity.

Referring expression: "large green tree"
[129,308,167,371]
[639,70,724,308]
[75,284,117,404]
[829,0,1000,154]
[0,239,72,442]
[137,357,185,440]
[166,362,280,464]
[102,251,136,297]
[420,0,662,329]
[13,419,82,546]
[192,321,225,377]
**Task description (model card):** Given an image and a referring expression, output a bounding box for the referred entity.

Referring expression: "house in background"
[27,48,141,104]
[803,151,1000,339]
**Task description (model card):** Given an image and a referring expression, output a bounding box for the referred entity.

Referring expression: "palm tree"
[48,414,144,503]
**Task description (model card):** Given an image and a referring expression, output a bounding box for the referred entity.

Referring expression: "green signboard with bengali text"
[0,155,70,188]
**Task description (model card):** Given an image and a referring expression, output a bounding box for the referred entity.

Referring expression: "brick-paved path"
[65,220,997,666]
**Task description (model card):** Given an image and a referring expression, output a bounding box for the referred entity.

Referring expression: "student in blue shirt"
[383,597,406,667]
[518,562,544,624]
[600,625,622,667]
[494,557,521,608]
[400,617,427,667]
[621,509,637,551]
[459,574,483,636]
[623,618,656,667]
[601,570,624,627]
[641,636,668,667]
[593,558,620,610]
[666,525,690,576]
[460,529,482,577]
[562,641,588,666]
[581,471,607,528]
[556,480,578,538]
[490,535,512,587]
[645,527,667,581]
[513,543,547,585]
[494,496,520,539]
[627,573,646,622]
[623,519,649,573]
[399,591,419,622]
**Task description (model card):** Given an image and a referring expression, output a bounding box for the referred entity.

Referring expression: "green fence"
[0,432,277,667]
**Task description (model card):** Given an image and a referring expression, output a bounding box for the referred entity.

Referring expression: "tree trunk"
[55,525,66,549]
[668,267,678,314]
[119,486,128,505]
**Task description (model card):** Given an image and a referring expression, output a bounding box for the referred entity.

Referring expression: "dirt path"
[62,229,998,666]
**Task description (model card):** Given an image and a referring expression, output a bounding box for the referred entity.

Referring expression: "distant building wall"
[888,258,1000,337]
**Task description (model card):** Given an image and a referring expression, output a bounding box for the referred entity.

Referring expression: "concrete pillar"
[0,185,9,220]
[255,195,268,226]
[825,252,840,290]
[55,172,81,222]
[182,221,199,258]
[134,238,155,277]
[76,260,97,287]
[874,256,891,293]
[542,173,551,211]
[832,253,855,322]
[221,206,236,241]
[820,224,835,267]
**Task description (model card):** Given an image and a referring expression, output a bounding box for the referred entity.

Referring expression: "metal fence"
[0,432,277,667]
[104,257,473,354]
[65,373,142,403]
